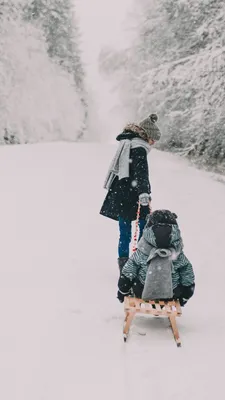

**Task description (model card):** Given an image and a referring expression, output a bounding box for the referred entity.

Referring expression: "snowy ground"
[0,142,224,399]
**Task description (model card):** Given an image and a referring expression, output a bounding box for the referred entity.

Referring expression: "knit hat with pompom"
[139,113,161,142]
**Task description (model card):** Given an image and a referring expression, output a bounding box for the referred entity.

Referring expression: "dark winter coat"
[100,131,151,221]
[117,211,195,306]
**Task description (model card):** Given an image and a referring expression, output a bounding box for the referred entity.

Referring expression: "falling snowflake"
[131,180,137,187]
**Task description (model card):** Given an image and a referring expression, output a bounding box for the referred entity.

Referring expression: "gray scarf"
[142,249,174,301]
[138,236,175,301]
[103,138,151,190]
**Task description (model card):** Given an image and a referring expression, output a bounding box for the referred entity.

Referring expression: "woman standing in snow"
[100,113,161,272]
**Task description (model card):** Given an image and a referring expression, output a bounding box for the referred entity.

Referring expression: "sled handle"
[132,200,152,253]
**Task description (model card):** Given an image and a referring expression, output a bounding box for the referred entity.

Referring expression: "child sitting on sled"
[117,209,195,306]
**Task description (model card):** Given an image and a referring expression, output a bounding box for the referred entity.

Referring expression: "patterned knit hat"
[139,114,161,142]
[146,210,178,226]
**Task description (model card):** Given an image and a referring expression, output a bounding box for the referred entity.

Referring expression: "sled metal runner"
[123,296,182,347]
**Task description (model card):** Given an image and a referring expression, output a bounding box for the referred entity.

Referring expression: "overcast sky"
[75,0,134,67]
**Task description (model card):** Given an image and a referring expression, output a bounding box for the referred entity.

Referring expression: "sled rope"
[132,201,141,252]
[132,201,152,253]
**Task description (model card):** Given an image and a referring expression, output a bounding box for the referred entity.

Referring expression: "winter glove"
[139,193,151,206]
[117,290,129,303]
[173,285,183,300]
[117,275,132,303]
[173,284,195,306]
[179,284,195,306]
[132,278,144,299]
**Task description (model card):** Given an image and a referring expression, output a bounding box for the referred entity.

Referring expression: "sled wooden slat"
[155,303,161,312]
[123,297,182,347]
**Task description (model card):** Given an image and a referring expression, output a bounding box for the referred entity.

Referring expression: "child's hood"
[143,223,183,254]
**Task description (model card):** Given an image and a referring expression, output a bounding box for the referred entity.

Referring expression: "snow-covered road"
[0,142,224,399]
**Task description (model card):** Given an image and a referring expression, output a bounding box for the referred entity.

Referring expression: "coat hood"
[143,223,183,254]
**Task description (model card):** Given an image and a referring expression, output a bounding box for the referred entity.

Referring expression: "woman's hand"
[139,193,150,206]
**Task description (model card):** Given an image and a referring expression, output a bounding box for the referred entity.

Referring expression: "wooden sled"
[123,296,182,347]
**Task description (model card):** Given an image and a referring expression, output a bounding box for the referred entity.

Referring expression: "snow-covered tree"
[99,0,225,172]
[23,0,88,138]
[0,1,85,144]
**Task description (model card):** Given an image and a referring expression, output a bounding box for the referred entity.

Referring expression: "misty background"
[0,0,224,172]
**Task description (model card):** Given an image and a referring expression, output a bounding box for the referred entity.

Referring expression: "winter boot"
[118,257,129,273]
